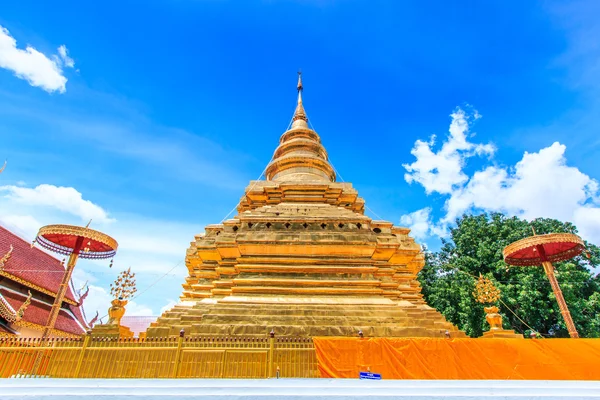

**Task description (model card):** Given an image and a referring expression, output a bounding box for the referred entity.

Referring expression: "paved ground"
[2,378,600,399]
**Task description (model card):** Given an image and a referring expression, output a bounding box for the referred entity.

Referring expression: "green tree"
[418,213,600,338]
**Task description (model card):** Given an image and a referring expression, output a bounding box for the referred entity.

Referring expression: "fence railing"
[0,335,319,379]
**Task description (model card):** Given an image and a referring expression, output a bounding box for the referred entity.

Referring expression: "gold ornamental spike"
[0,245,13,270]
[16,290,32,321]
[293,71,307,122]
[0,160,6,174]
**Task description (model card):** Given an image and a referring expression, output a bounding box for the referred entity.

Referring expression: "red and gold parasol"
[36,224,117,260]
[503,232,585,338]
[34,224,118,339]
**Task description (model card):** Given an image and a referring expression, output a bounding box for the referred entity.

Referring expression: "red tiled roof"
[0,225,77,303]
[1,289,87,336]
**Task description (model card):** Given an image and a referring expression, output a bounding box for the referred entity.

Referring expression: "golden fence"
[0,335,318,379]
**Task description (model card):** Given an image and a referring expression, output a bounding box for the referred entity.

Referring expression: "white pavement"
[1,379,600,399]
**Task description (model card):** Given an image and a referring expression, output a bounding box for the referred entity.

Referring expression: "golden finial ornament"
[297,70,303,91]
[0,160,6,174]
[472,274,521,337]
[293,71,307,122]
[108,268,137,326]
[473,274,501,304]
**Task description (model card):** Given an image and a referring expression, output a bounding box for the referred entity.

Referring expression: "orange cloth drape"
[313,337,600,380]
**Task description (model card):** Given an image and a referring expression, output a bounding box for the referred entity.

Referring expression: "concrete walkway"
[2,378,600,399]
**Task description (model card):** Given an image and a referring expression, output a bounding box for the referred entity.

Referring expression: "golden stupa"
[147,75,465,338]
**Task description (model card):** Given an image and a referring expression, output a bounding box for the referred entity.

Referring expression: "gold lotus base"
[482,306,522,338]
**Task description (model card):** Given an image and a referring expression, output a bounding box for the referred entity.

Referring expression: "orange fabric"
[313,337,600,380]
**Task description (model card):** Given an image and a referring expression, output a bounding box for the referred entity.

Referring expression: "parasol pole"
[41,236,83,339]
[541,260,579,338]
[534,241,579,338]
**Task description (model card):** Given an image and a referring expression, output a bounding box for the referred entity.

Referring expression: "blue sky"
[1,0,599,319]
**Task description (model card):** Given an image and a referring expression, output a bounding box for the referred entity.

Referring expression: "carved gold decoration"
[0,245,13,270]
[0,294,17,322]
[472,275,522,338]
[105,268,136,327]
[473,275,501,304]
[0,291,30,323]
[110,268,137,301]
[15,291,32,322]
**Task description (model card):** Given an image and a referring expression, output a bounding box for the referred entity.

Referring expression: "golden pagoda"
[147,75,465,338]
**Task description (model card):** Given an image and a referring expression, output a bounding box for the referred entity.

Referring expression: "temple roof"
[265,74,336,183]
[0,288,88,335]
[0,224,78,304]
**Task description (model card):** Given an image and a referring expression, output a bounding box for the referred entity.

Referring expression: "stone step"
[202,303,404,312]
[188,324,454,337]
[198,307,409,318]
[198,314,415,325]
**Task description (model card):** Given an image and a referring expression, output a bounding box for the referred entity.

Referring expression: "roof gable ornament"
[0,245,13,271]
[15,290,32,322]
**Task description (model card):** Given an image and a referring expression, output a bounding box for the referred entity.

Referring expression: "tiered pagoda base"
[147,297,465,338]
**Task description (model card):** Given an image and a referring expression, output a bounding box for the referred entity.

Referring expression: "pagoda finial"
[293,71,307,123]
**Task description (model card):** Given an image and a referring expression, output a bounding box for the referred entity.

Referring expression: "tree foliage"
[418,213,600,338]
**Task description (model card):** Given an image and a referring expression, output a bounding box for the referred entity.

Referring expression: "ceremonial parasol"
[503,232,585,338]
[34,223,118,339]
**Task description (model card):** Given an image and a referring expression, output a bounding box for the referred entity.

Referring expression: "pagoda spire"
[292,71,308,125]
[264,73,336,182]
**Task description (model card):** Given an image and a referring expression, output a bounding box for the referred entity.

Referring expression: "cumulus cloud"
[56,45,74,68]
[403,108,494,194]
[400,208,433,240]
[0,184,114,223]
[403,107,600,245]
[0,214,42,238]
[0,25,74,93]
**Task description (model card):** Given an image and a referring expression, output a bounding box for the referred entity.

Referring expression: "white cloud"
[56,45,74,68]
[0,184,114,223]
[403,108,495,195]
[0,25,73,93]
[0,214,41,238]
[443,142,598,223]
[83,285,155,321]
[403,108,600,245]
[400,208,433,240]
